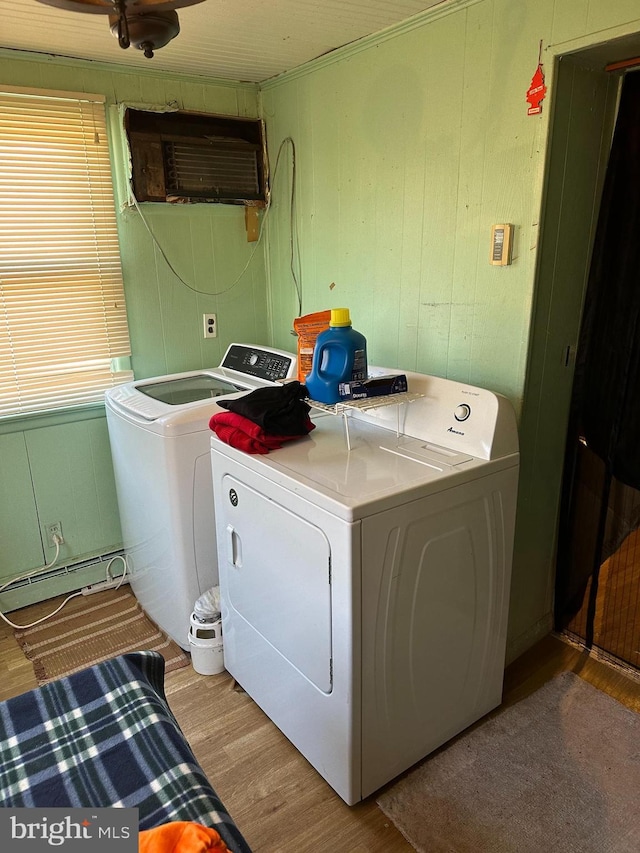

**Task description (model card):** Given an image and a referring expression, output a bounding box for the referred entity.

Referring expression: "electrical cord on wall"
[129,135,302,313]
[105,553,128,588]
[273,136,302,317]
[80,554,129,596]
[0,535,83,630]
[0,540,129,631]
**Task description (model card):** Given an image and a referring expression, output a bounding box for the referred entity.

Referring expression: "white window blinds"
[0,88,133,418]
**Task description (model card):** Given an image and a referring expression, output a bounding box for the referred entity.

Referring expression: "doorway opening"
[554,65,640,674]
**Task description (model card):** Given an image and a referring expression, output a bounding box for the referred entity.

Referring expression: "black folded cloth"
[217,380,313,436]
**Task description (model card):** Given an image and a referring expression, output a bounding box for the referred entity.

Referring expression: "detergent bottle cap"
[330,308,351,327]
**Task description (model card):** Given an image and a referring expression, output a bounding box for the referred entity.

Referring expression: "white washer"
[210,369,519,804]
[104,344,296,649]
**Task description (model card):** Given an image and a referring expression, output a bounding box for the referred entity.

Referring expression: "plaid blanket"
[0,651,251,853]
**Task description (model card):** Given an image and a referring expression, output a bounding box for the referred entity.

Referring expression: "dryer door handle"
[226,524,242,568]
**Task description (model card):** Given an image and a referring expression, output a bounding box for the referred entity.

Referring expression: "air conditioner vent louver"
[164,141,260,199]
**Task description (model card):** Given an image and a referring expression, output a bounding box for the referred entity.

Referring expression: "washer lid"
[137,374,243,406]
[104,344,297,431]
[105,369,249,425]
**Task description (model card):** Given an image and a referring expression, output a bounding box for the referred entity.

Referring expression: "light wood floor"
[1,614,640,853]
[565,526,640,670]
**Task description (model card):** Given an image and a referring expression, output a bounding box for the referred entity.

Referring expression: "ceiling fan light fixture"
[35,0,206,58]
[109,10,180,58]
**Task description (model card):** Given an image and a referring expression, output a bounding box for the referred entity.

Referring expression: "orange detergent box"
[293,310,331,383]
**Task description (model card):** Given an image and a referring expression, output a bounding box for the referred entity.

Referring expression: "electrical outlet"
[203,313,217,339]
[45,521,64,546]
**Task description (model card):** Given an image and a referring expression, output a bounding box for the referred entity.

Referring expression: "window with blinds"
[0,88,132,418]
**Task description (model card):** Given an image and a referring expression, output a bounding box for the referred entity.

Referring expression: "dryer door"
[220,474,333,693]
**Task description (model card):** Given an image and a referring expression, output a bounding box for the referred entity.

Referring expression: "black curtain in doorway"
[555,72,640,658]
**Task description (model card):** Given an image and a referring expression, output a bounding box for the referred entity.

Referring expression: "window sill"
[0,403,107,435]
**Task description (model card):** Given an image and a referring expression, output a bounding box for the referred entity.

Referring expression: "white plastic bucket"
[188,612,224,675]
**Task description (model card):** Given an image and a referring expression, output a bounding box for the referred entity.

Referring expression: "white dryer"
[210,370,519,804]
[104,344,296,649]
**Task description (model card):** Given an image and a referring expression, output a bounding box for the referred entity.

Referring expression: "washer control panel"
[221,344,295,382]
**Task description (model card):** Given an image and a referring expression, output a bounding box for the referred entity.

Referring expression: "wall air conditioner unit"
[125,108,267,205]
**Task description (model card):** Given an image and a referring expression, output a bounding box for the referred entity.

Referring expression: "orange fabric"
[138,822,229,853]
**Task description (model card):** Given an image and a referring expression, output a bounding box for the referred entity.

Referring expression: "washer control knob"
[249,353,259,366]
[454,403,471,422]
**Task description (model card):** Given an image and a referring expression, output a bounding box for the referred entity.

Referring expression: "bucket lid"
[330,308,351,327]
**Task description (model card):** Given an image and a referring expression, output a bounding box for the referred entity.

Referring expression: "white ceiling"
[0,0,450,83]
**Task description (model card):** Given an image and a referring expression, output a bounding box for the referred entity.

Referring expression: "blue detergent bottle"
[305,308,368,404]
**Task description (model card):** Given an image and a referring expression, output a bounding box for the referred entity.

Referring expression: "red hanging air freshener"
[526,41,547,115]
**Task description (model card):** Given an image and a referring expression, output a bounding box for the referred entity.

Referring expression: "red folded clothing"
[209,410,315,454]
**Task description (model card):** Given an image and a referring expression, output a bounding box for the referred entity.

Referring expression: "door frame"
[513,35,640,661]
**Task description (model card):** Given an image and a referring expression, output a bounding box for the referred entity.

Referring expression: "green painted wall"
[260,0,640,659]
[262,0,549,403]
[0,53,266,603]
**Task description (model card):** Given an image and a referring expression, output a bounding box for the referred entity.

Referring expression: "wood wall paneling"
[0,434,43,581]
[586,0,640,35]
[25,417,123,565]
[263,1,553,403]
[550,0,590,45]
